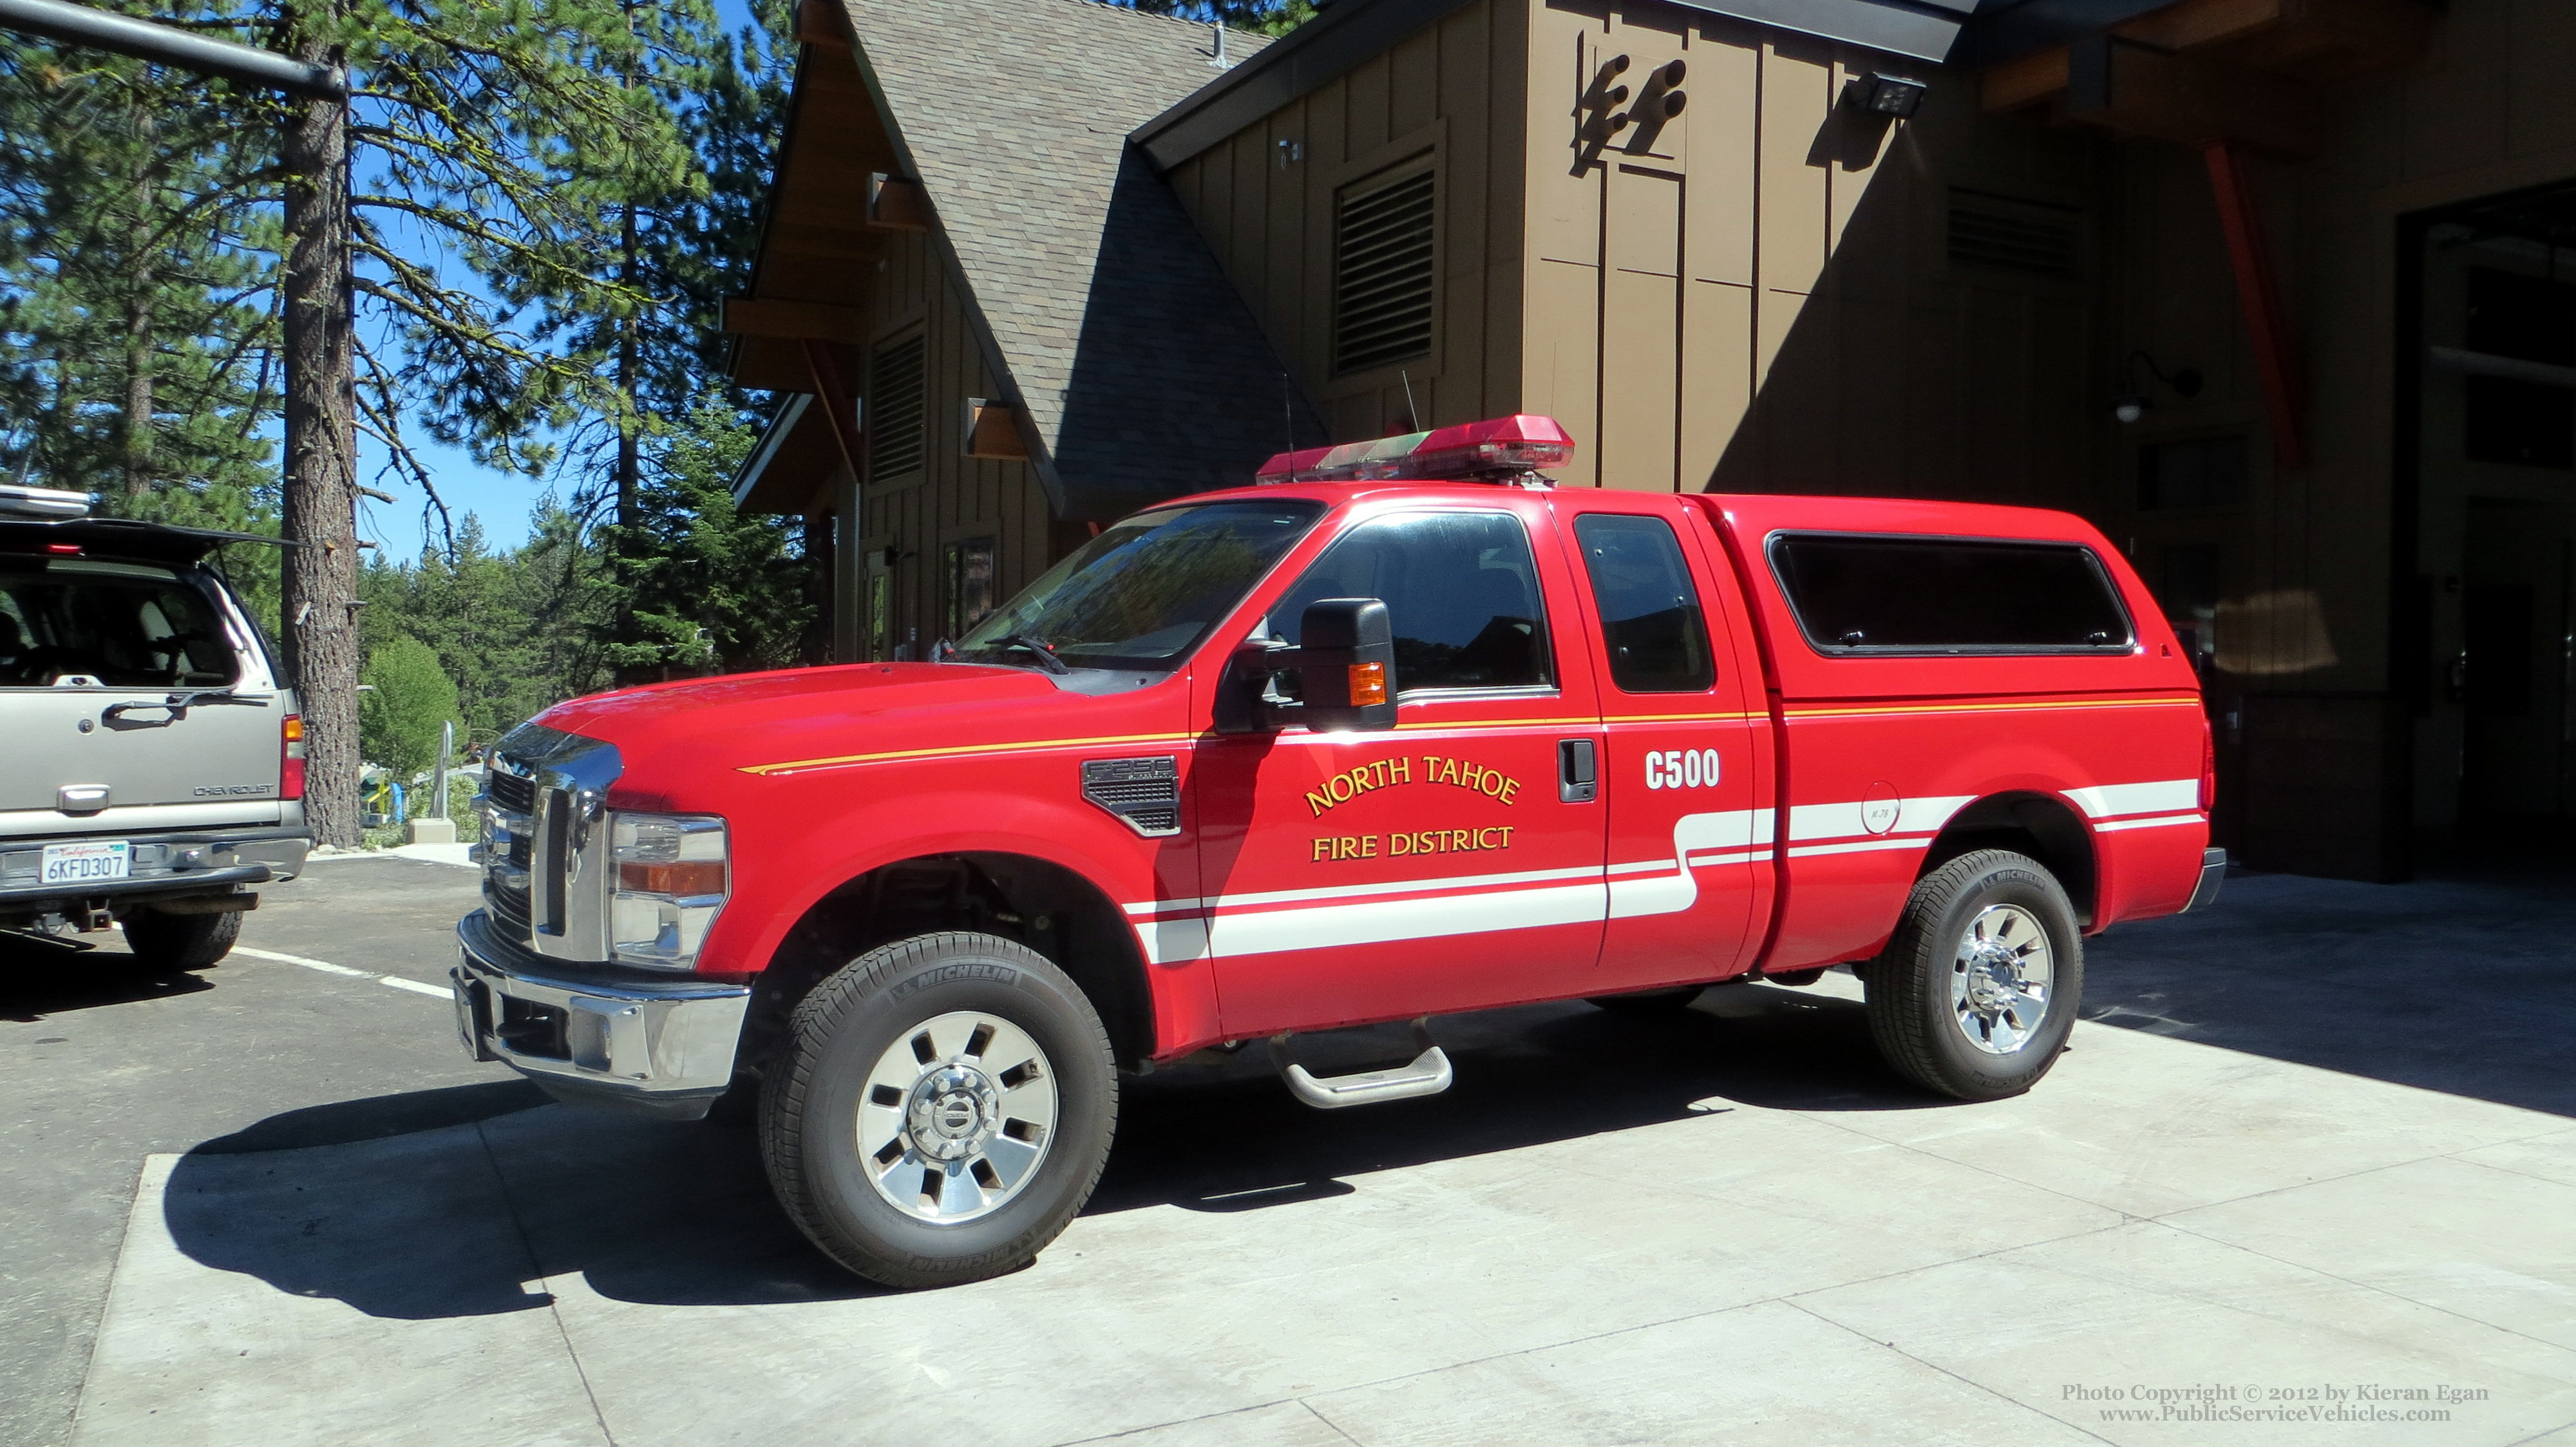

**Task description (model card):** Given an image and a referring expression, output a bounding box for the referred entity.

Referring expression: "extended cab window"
[955,500,1320,672]
[1575,513,1714,692]
[0,559,239,688]
[1768,533,2134,655]
[1270,510,1552,692]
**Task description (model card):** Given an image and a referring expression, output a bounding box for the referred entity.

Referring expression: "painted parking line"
[231,945,449,1001]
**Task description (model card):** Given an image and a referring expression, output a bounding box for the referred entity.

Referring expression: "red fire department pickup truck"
[453,414,2221,1288]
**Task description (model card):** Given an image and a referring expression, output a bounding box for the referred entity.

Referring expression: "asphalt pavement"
[5,851,2573,1447]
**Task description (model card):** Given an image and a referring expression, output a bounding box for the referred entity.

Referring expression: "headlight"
[608,812,728,970]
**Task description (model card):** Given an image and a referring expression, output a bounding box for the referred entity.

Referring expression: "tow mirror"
[1287,598,1397,732]
[1214,598,1399,735]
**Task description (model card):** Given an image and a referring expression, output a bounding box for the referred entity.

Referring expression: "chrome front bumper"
[451,908,749,1120]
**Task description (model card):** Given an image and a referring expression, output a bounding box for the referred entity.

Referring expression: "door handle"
[1559,738,1597,803]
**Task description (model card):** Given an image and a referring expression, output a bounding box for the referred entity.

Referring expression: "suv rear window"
[0,560,240,687]
[1767,533,2134,656]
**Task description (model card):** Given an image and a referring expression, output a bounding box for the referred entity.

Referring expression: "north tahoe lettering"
[1304,754,1522,818]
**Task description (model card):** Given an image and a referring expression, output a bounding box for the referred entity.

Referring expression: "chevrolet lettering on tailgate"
[450,415,2224,1289]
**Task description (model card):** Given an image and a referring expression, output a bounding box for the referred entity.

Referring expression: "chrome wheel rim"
[858,1010,1058,1224]
[1949,904,2054,1056]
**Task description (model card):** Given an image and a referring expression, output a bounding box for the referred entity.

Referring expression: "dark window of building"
[943,537,994,639]
[2157,543,2222,670]
[2465,375,2575,468]
[1946,189,2081,278]
[1768,533,2134,655]
[2466,268,2576,364]
[1271,511,1551,691]
[2463,582,2535,719]
[2157,544,2222,618]
[1573,513,1714,693]
[2138,435,2249,509]
[866,567,890,661]
[1332,165,1436,375]
[869,332,927,478]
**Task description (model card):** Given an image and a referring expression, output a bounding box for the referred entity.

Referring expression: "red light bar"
[1256,414,1577,484]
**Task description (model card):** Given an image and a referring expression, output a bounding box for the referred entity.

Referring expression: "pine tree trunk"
[123,120,156,500]
[611,197,643,684]
[280,27,361,848]
[122,284,153,499]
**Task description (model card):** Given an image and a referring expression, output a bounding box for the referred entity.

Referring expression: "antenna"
[1400,369,1419,431]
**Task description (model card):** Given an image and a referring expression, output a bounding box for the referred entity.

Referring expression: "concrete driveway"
[9,855,2573,1446]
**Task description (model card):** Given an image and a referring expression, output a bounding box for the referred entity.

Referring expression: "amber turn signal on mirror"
[1348,662,1387,707]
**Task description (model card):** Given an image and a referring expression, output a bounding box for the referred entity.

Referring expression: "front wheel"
[759,932,1117,1288]
[1863,850,2081,1101]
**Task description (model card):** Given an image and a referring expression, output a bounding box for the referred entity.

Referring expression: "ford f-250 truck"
[451,414,2222,1288]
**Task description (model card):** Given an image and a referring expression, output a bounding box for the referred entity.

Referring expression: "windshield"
[0,558,240,688]
[955,500,1323,672]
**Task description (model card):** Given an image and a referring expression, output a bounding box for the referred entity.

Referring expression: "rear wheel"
[759,931,1116,1288]
[120,907,242,971]
[1863,850,2081,1101]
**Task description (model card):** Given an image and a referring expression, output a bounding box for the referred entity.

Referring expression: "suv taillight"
[2198,714,2216,814]
[281,713,307,800]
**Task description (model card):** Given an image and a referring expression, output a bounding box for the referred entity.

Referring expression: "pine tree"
[6,0,802,813]
[0,35,280,506]
[606,397,812,679]
[1122,0,1314,36]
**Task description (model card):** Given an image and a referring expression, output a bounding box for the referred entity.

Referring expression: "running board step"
[1269,1019,1452,1110]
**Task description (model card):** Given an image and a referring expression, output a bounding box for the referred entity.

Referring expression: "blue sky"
[361,0,772,555]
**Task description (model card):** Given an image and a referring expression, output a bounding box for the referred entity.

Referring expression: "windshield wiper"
[992,634,1072,676]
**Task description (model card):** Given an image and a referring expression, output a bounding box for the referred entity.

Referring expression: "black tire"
[759,931,1116,1289]
[1585,987,1704,1016]
[1864,849,2082,1102]
[120,907,242,970]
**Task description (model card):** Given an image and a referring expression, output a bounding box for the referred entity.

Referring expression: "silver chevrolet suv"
[0,484,309,968]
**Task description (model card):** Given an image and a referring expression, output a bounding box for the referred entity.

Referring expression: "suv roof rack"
[0,484,92,520]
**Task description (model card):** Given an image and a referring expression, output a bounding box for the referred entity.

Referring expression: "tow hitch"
[1267,1017,1453,1109]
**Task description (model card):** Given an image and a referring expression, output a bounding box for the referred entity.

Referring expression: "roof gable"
[839,0,1321,511]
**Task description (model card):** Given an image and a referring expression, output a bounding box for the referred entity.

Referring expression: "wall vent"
[869,332,927,477]
[1947,189,2083,278]
[1333,166,1437,375]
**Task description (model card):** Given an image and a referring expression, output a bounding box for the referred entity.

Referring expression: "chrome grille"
[486,770,535,814]
[478,722,621,963]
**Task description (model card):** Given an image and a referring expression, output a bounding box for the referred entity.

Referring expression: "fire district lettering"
[1312,826,1516,862]
[1304,754,1520,818]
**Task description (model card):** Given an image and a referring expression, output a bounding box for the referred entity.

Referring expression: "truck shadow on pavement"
[2074,866,2576,1120]
[158,984,1920,1318]
[155,864,2576,1321]
[0,933,212,1020]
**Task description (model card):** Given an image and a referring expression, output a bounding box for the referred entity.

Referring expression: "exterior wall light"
[1861,73,1927,118]
[2114,349,2203,424]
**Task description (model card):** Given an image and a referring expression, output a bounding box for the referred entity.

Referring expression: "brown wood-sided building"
[725,0,2576,882]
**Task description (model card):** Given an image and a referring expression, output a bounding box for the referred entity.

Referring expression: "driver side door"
[1190,498,1609,1036]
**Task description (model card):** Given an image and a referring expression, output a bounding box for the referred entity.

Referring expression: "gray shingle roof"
[840,0,1321,513]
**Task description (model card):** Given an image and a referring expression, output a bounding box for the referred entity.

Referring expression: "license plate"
[42,840,131,885]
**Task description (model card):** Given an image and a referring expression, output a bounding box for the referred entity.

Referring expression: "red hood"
[531,663,1066,807]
